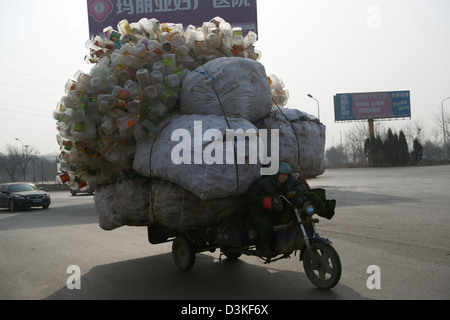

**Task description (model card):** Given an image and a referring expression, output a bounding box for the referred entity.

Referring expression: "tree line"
[326,120,449,168]
[364,129,423,167]
[0,145,57,184]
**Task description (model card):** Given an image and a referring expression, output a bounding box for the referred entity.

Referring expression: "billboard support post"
[368,119,375,141]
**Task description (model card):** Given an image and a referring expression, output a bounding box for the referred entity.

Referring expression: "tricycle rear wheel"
[222,248,242,260]
[172,236,196,271]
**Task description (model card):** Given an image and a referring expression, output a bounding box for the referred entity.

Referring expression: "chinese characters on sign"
[334,91,411,122]
[87,0,257,37]
[115,0,200,15]
[114,0,251,15]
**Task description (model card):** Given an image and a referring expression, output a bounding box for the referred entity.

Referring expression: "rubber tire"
[303,242,342,289]
[222,248,242,260]
[172,236,196,271]
[8,200,16,212]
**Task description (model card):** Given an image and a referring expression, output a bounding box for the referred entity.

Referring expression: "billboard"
[87,0,258,38]
[334,91,411,122]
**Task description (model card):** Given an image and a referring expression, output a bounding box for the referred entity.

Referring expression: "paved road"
[0,165,449,301]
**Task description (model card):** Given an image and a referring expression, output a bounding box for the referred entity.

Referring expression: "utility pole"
[442,97,450,159]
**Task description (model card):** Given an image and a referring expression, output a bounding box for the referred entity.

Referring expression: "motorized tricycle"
[147,193,342,290]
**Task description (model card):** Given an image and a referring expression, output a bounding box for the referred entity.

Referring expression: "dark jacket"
[247,175,307,208]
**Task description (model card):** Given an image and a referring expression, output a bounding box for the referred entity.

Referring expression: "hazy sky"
[0,0,449,156]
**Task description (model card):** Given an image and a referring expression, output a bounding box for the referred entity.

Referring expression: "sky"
[0,0,449,156]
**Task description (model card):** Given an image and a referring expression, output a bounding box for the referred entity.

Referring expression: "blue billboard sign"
[334,91,411,122]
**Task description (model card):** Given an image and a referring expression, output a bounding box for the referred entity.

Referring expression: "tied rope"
[216,47,302,171]
[191,51,241,196]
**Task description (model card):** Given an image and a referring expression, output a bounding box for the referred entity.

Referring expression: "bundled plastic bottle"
[57,109,74,131]
[183,25,197,49]
[145,99,168,121]
[143,85,159,100]
[136,69,151,88]
[86,35,115,51]
[103,26,122,42]
[116,113,138,132]
[54,15,293,194]
[268,74,289,107]
[97,94,113,114]
[91,77,108,93]
[163,54,176,72]
[164,73,180,88]
[100,115,117,135]
[133,118,159,142]
[163,90,179,111]
[121,42,146,57]
[127,100,141,114]
[193,29,207,56]
[112,86,131,101]
[124,80,142,100]
[151,69,164,84]
[166,29,185,49]
[117,19,132,36]
[243,31,258,49]
[232,27,244,50]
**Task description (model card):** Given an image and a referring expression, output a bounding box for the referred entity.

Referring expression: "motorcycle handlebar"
[278,195,313,213]
[278,195,295,208]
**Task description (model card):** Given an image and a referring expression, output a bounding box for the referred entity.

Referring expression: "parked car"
[0,182,51,211]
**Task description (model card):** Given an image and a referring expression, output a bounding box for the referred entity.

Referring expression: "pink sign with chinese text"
[87,0,258,37]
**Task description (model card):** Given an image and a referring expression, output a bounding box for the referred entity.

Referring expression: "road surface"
[0,165,449,301]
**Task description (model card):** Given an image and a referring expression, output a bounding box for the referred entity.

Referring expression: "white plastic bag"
[180,57,273,122]
[256,108,326,177]
[148,179,247,232]
[133,113,263,200]
[94,178,150,230]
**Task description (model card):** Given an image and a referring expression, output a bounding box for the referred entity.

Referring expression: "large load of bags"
[53,17,325,231]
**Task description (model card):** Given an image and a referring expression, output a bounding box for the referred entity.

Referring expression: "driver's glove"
[287,191,297,199]
[272,196,284,211]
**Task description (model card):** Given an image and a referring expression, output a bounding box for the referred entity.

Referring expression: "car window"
[0,185,7,193]
[9,184,38,192]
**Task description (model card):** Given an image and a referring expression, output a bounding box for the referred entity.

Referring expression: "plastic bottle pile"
[53,16,291,193]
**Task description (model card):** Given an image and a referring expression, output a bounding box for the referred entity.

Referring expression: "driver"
[247,162,308,256]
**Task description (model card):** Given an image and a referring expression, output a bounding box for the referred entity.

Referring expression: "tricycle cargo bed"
[95,178,248,232]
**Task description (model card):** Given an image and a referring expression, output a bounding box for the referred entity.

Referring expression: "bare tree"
[0,145,21,182]
[403,120,424,150]
[0,144,40,182]
[344,122,369,165]
[18,145,40,181]
[435,110,450,157]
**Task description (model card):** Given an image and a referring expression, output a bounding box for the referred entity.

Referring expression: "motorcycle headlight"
[306,204,315,215]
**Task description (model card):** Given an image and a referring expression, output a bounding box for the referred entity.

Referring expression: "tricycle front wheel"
[303,242,341,289]
[172,236,196,271]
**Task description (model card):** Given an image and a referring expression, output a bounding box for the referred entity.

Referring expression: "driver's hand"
[287,191,297,199]
[272,196,284,211]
